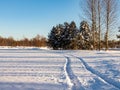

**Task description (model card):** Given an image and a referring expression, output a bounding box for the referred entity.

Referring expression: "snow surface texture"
[0,47,120,90]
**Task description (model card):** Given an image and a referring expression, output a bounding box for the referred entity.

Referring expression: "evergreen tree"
[63,21,78,49]
[61,22,71,49]
[80,21,92,49]
[48,24,65,49]
[48,21,93,50]
[69,21,80,49]
[48,27,59,49]
[48,21,78,50]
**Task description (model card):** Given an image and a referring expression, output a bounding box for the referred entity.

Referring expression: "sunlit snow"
[0,47,119,90]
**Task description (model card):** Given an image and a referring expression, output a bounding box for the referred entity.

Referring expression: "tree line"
[0,26,119,49]
[48,0,120,50]
[0,35,47,47]
[48,21,120,50]
[48,21,92,50]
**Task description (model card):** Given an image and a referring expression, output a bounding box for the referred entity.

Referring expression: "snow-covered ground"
[0,47,120,90]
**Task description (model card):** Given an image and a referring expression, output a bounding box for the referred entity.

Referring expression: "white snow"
[0,47,120,90]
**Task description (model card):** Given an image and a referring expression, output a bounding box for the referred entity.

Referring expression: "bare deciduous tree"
[83,0,97,49]
[103,0,117,50]
[81,0,101,50]
[98,0,101,50]
[80,0,118,50]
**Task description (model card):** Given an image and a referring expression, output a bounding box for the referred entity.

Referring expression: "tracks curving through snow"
[64,56,85,90]
[71,55,120,90]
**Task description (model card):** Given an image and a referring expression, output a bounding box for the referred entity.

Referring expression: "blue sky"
[0,0,119,40]
[0,0,80,39]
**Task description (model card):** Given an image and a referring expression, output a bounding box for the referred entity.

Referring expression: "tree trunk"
[98,0,101,51]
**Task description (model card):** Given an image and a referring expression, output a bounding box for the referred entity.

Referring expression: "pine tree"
[48,26,61,49]
[48,21,78,50]
[48,21,93,50]
[68,21,79,49]
[80,21,92,49]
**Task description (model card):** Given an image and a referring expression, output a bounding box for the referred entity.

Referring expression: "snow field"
[0,49,68,90]
[65,56,119,90]
[71,50,120,90]
[0,48,119,90]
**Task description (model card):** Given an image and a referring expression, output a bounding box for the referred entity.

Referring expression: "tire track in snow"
[73,56,120,90]
[64,56,85,90]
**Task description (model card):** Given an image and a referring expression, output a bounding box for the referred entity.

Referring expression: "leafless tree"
[103,0,118,50]
[97,0,101,50]
[82,0,96,49]
[80,0,118,50]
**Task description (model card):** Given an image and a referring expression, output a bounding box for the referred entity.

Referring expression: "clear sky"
[0,0,80,39]
[0,0,119,40]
